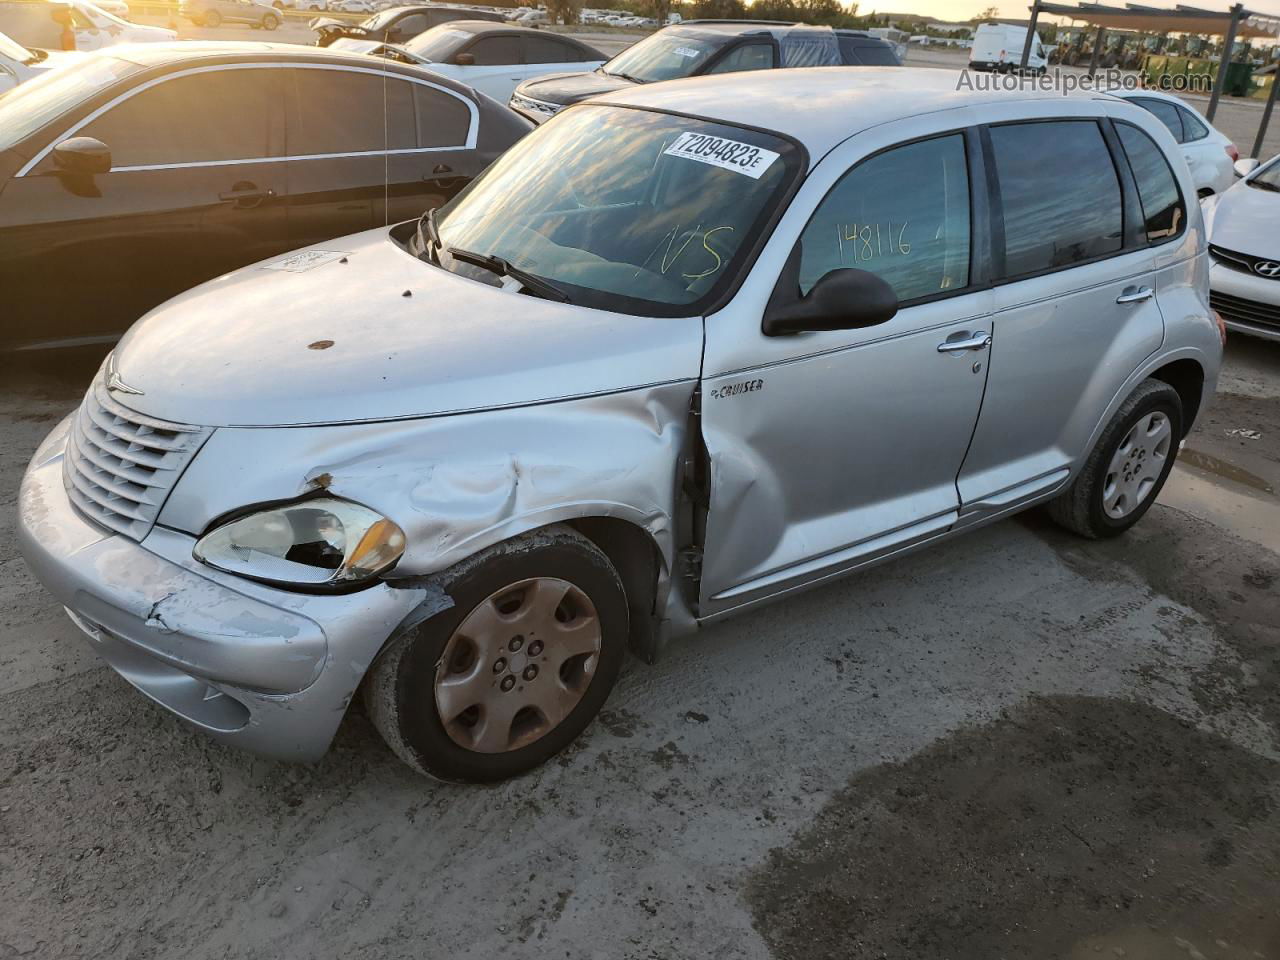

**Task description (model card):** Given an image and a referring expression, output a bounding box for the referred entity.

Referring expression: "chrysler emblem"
[104,354,144,396]
[1254,260,1280,279]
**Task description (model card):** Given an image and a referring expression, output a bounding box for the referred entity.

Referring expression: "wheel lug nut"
[492,658,506,673]
[500,676,516,692]
[523,665,538,681]
[528,640,543,656]
[509,635,524,652]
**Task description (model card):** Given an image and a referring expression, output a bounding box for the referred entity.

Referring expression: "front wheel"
[364,525,629,782]
[1047,379,1183,539]
[203,9,221,26]
[262,12,279,28]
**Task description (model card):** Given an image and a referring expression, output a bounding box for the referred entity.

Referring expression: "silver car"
[18,68,1223,781]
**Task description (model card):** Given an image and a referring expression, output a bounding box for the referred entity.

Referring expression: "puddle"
[1180,448,1274,495]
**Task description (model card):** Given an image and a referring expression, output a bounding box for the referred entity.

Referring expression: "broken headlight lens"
[193,497,405,588]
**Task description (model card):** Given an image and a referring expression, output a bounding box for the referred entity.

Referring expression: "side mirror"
[1234,157,1260,178]
[762,267,899,337]
[454,51,475,65]
[52,136,112,175]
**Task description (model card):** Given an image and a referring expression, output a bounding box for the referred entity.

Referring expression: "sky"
[887,0,1280,20]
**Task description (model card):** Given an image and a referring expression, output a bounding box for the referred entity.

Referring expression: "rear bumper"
[17,417,426,762]
[1210,261,1280,343]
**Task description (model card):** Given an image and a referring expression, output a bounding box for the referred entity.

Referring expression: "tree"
[691,0,744,17]
[973,5,1000,22]
[649,0,671,25]
[545,0,583,23]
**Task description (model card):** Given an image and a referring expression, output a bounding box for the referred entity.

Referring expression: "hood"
[1206,179,1280,260]
[28,49,87,73]
[517,69,635,105]
[110,228,702,428]
[311,17,360,34]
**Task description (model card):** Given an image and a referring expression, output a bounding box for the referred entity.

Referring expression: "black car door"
[0,66,288,348]
[386,77,482,222]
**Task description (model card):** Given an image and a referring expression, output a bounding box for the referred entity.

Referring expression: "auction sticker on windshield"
[663,132,780,180]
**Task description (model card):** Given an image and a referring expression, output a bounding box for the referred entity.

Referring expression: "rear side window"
[989,120,1123,278]
[839,39,899,66]
[82,68,276,166]
[798,134,971,301]
[523,36,584,63]
[1178,106,1210,142]
[1116,122,1186,243]
[414,85,471,147]
[291,69,415,154]
[1132,97,1185,143]
[466,35,521,65]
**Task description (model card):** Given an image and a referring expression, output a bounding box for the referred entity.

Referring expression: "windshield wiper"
[604,70,646,84]
[1248,179,1280,193]
[447,247,572,303]
[415,207,441,264]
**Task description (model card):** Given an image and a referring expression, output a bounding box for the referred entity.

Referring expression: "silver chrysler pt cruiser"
[19,69,1223,781]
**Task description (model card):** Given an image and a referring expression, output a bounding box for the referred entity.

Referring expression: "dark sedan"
[0,43,531,351]
[311,4,505,48]
[510,19,900,124]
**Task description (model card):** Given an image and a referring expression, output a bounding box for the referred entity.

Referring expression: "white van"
[969,22,1047,74]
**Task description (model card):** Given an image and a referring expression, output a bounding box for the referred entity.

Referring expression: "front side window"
[0,55,136,151]
[390,12,427,36]
[989,120,1123,278]
[403,26,470,61]
[1248,157,1280,192]
[601,31,721,82]
[798,134,970,301]
[435,104,802,315]
[1116,122,1185,243]
[290,69,415,154]
[705,42,774,74]
[81,68,275,166]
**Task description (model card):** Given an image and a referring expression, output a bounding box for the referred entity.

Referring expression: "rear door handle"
[219,185,274,204]
[1116,286,1154,304]
[937,332,992,353]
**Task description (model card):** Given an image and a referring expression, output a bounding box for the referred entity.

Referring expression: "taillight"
[1225,144,1240,163]
[1212,309,1228,347]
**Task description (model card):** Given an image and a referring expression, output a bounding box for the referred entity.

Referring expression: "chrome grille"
[62,378,210,540]
[1211,290,1280,332]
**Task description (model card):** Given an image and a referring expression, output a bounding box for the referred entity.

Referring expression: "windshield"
[603,31,722,82]
[0,32,35,63]
[0,55,135,152]
[403,25,469,61]
[360,8,401,30]
[434,104,801,316]
[1249,157,1280,192]
[74,0,131,28]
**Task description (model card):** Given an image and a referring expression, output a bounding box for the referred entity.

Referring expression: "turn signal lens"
[1212,309,1228,348]
[1225,144,1240,163]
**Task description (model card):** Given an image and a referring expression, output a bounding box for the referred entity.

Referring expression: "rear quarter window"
[1116,121,1186,243]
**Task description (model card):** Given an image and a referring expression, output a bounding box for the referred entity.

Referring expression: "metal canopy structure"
[1033,3,1277,39]
[1019,1,1280,136]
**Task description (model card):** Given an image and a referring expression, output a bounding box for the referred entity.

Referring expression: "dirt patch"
[747,694,1280,960]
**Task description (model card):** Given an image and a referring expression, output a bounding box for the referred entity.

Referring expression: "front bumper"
[1209,259,1280,343]
[17,417,426,762]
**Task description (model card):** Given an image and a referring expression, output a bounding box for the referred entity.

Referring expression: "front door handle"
[219,183,274,207]
[1116,286,1155,304]
[937,332,992,353]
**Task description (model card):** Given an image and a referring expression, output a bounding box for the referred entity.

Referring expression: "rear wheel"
[1047,379,1183,539]
[203,9,221,26]
[364,525,629,782]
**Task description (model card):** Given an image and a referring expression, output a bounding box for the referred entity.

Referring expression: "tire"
[262,12,279,28]
[364,524,629,782]
[203,8,221,26]
[1047,379,1183,539]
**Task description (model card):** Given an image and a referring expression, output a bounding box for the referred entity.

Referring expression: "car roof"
[93,41,484,94]
[435,20,547,35]
[595,67,1117,160]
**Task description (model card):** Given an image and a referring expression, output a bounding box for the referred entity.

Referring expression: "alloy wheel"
[1102,411,1172,519]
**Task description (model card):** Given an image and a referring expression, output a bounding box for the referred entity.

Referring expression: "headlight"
[193,497,405,588]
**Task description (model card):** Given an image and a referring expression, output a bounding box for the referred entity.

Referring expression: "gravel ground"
[0,336,1277,959]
